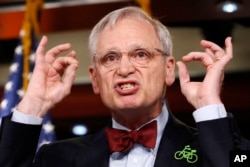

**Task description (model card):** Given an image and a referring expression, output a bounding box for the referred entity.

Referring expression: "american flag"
[0,30,56,150]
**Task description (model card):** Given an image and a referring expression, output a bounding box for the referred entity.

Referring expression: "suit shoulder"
[35,128,109,166]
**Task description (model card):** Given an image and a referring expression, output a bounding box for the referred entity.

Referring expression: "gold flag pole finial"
[22,0,43,91]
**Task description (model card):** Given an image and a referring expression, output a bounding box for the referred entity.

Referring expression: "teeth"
[120,83,135,90]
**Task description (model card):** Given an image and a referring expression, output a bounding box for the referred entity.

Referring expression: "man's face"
[89,18,175,113]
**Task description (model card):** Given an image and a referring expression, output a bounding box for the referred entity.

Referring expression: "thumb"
[176,61,190,88]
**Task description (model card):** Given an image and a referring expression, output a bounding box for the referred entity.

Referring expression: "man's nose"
[116,54,135,77]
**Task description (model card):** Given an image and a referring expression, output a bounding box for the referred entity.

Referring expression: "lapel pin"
[174,145,198,163]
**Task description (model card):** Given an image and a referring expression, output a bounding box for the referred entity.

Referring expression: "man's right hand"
[17,36,79,118]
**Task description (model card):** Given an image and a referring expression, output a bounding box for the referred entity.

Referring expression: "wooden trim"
[0,1,133,39]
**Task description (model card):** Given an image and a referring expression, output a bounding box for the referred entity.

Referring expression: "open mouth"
[119,83,135,90]
[115,81,139,95]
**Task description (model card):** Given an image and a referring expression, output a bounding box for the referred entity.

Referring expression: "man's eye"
[102,54,119,64]
[107,55,117,61]
[134,50,150,59]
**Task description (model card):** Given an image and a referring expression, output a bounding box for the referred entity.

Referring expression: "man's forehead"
[96,19,160,51]
[102,17,153,31]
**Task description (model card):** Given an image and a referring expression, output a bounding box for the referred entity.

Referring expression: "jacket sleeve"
[196,113,250,167]
[0,115,42,167]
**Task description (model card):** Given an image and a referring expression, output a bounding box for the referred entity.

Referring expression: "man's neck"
[111,101,163,130]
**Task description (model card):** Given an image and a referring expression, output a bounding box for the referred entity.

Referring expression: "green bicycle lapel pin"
[174,145,198,164]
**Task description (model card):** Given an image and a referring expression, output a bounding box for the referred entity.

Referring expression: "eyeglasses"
[94,48,168,70]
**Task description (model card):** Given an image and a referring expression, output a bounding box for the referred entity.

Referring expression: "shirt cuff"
[192,104,227,123]
[11,108,43,125]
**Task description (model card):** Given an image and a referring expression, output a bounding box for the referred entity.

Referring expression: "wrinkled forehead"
[97,18,161,50]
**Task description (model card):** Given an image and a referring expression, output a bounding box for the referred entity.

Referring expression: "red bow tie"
[105,120,157,153]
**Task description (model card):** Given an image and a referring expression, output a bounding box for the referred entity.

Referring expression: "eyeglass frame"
[93,47,169,70]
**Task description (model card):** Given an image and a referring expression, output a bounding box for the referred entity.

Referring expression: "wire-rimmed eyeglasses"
[94,47,168,70]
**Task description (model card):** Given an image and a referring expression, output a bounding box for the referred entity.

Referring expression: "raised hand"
[17,36,79,117]
[176,37,232,109]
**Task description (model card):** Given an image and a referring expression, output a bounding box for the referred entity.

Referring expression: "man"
[0,6,249,167]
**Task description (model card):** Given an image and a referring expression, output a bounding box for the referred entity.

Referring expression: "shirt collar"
[111,102,169,153]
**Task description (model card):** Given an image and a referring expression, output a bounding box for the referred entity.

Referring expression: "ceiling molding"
[0,0,134,39]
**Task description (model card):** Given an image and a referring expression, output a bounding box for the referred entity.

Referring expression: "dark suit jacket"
[0,113,249,167]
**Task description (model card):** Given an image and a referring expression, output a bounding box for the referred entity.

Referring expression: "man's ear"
[165,56,176,86]
[89,66,100,94]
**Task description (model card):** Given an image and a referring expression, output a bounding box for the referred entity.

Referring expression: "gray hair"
[88,6,173,64]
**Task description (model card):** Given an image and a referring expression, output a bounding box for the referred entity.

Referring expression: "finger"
[45,43,72,64]
[68,50,77,58]
[60,55,79,96]
[224,37,233,60]
[52,51,78,74]
[176,61,190,93]
[200,39,222,52]
[214,37,233,66]
[182,52,214,67]
[200,39,225,61]
[35,36,48,63]
[205,48,214,57]
[62,62,79,96]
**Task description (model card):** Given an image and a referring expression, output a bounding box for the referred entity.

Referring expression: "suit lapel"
[154,113,201,167]
[74,127,110,167]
